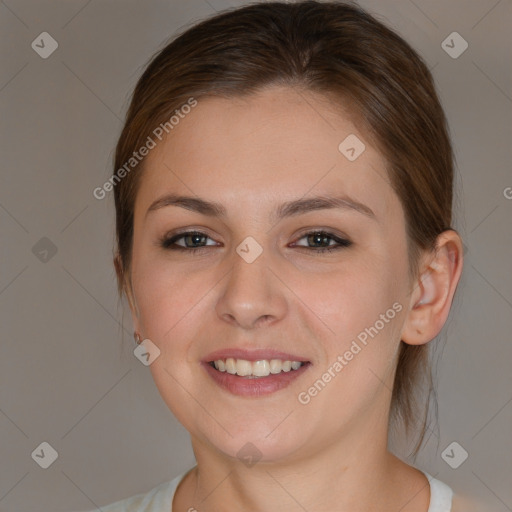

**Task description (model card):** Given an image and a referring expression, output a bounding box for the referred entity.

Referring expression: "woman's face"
[128,86,414,463]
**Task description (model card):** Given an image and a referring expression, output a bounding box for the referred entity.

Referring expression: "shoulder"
[75,472,187,512]
[423,473,453,512]
[425,474,482,512]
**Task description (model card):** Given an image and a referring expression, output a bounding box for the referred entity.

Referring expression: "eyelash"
[159,230,352,254]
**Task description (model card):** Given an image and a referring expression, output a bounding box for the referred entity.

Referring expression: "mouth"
[202,356,312,397]
[207,357,310,378]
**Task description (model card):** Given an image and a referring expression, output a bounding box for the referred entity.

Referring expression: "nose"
[215,246,288,330]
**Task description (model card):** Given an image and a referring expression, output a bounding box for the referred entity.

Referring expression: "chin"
[199,424,311,466]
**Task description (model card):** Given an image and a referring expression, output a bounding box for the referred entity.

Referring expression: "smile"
[210,357,304,377]
[203,358,312,397]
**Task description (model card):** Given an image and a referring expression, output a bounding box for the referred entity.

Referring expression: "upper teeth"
[213,358,303,377]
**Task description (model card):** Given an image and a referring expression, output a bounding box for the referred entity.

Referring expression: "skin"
[121,85,463,511]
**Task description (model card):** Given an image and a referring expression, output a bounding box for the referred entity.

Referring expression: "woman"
[87,1,465,510]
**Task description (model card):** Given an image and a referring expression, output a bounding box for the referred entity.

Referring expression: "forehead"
[135,86,398,222]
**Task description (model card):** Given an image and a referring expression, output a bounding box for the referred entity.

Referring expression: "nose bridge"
[216,237,285,328]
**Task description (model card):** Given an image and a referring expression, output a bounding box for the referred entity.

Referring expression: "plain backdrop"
[1,1,511,511]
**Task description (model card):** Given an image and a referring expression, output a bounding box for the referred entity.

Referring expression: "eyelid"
[292,226,350,241]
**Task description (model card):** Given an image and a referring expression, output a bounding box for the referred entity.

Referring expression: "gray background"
[0,0,511,510]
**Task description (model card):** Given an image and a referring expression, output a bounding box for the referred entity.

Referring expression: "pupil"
[310,233,328,247]
[189,234,203,246]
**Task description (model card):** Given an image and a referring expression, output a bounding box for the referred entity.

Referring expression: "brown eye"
[160,231,217,252]
[292,231,352,253]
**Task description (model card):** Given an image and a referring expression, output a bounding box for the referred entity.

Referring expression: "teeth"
[252,360,270,377]
[225,358,237,374]
[213,358,304,377]
[236,359,252,376]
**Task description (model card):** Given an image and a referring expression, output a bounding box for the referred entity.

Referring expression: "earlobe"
[401,230,464,346]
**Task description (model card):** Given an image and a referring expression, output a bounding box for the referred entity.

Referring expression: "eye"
[159,229,352,254]
[292,230,352,253]
[159,230,217,253]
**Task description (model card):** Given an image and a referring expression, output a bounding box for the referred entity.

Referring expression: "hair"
[112,1,456,456]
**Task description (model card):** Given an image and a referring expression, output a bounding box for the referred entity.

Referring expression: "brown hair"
[113,0,456,455]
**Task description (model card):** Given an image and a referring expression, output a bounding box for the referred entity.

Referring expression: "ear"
[401,230,464,345]
[114,252,141,331]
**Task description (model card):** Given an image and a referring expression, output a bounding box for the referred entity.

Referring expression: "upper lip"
[203,348,310,363]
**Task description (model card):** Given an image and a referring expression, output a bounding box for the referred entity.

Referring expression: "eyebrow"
[145,193,376,223]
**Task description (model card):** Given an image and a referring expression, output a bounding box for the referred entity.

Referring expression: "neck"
[181,410,426,511]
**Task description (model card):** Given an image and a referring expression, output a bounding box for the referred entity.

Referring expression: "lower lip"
[202,361,312,397]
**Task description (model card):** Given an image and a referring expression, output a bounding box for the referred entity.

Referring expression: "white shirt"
[76,468,453,511]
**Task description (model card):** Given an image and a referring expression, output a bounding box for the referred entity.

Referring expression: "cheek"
[297,260,401,337]
[295,259,406,393]
[131,260,213,425]
[294,270,405,419]
[131,257,206,349]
